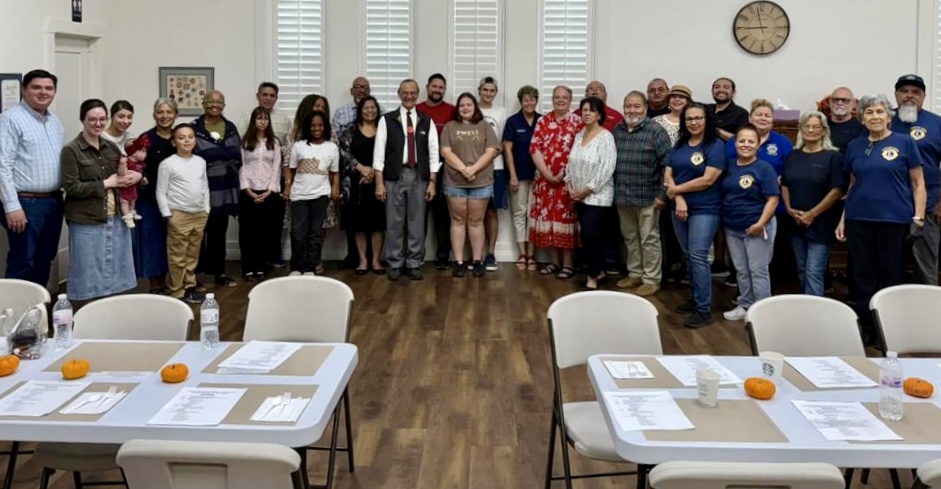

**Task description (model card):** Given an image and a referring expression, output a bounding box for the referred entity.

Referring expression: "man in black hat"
[893,74,941,285]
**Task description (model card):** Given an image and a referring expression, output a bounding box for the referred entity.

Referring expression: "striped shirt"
[0,101,66,212]
[332,102,358,138]
[611,117,673,207]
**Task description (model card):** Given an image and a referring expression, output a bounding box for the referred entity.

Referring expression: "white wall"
[3,0,935,264]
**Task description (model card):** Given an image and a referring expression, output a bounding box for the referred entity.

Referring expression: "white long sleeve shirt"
[372,106,441,174]
[156,154,210,217]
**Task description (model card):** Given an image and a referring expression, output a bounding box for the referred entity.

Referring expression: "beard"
[831,106,848,117]
[713,93,729,104]
[428,92,443,103]
[626,115,645,126]
[898,104,918,123]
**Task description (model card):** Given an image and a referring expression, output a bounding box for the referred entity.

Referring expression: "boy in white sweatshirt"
[156,124,210,303]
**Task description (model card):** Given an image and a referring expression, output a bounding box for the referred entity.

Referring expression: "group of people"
[1,68,939,341]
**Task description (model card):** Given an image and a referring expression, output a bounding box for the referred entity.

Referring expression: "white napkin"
[60,391,127,414]
[216,366,271,375]
[250,396,310,422]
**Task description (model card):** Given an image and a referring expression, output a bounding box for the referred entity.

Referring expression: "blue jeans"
[0,196,64,286]
[672,213,721,313]
[790,233,830,296]
[726,217,777,309]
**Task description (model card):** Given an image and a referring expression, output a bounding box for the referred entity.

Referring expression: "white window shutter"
[366,0,413,110]
[276,0,324,112]
[452,0,503,100]
[540,0,590,112]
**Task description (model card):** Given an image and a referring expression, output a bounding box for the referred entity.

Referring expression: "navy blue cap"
[895,74,926,91]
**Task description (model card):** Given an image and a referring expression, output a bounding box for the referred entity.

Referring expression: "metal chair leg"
[342,388,354,472]
[324,402,342,489]
[558,412,573,489]
[544,414,557,489]
[843,468,854,489]
[2,441,20,489]
[637,464,650,489]
[294,448,310,489]
[889,468,901,489]
[861,468,869,484]
[39,468,54,489]
[72,470,82,489]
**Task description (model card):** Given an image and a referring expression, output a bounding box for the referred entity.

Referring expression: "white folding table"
[588,354,941,469]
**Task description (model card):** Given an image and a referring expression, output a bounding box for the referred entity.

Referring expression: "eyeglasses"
[830,97,852,104]
[685,116,705,122]
[352,84,369,90]
[85,118,108,125]
[649,88,668,93]
[204,100,224,106]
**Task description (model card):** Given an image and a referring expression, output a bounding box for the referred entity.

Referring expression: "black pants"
[428,177,451,261]
[846,220,908,336]
[576,203,607,278]
[602,206,623,266]
[290,197,329,273]
[239,191,282,275]
[770,214,798,289]
[197,207,230,277]
[660,206,683,277]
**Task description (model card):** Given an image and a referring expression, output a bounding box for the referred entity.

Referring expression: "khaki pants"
[510,180,533,244]
[167,210,208,298]
[617,205,662,284]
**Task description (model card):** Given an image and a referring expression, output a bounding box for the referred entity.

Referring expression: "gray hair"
[625,90,648,107]
[857,94,895,121]
[153,98,178,114]
[795,111,836,151]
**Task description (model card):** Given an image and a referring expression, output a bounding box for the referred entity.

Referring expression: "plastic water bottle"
[52,294,73,351]
[200,293,220,350]
[879,351,904,421]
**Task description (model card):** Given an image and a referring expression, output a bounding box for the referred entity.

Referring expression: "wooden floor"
[7,263,906,488]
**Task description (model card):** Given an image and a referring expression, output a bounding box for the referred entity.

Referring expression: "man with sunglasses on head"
[0,69,66,286]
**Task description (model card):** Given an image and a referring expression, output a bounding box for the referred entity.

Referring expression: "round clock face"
[733,1,790,55]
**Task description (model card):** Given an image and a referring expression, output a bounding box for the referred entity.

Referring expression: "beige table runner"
[198,383,318,426]
[601,357,736,389]
[645,399,788,443]
[0,381,139,422]
[44,342,184,373]
[202,343,333,376]
[782,356,880,392]
[852,402,941,445]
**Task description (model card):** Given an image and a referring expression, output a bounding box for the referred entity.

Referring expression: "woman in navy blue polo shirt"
[837,94,926,345]
[781,111,844,296]
[721,124,780,321]
[663,103,726,328]
[503,85,541,270]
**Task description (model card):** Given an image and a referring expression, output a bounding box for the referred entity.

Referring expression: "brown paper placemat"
[202,343,334,376]
[645,399,788,443]
[198,383,319,426]
[852,402,941,444]
[602,357,736,389]
[782,356,879,392]
[0,381,139,422]
[44,342,184,373]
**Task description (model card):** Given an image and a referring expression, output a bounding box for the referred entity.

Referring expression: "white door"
[51,34,94,288]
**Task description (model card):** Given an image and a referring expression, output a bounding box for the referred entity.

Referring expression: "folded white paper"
[250,396,310,423]
[147,387,246,426]
[656,356,742,386]
[217,341,303,373]
[603,391,695,432]
[604,360,654,379]
[786,357,877,389]
[0,381,90,417]
[792,400,901,441]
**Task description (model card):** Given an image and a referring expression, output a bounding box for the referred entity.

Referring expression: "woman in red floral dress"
[529,85,583,278]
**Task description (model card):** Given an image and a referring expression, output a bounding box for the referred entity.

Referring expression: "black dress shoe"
[387,268,402,281]
[435,258,450,270]
[684,311,714,329]
[407,267,424,280]
[674,299,697,314]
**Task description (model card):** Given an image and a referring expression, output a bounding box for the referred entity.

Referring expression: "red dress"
[528,111,583,249]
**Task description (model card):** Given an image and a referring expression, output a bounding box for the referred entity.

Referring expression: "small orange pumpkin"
[744,377,776,400]
[0,355,20,377]
[903,377,934,398]
[61,359,90,380]
[160,363,189,383]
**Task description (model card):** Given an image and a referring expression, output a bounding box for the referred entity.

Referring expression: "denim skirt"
[68,216,137,300]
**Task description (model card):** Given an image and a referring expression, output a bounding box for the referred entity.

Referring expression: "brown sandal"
[515,254,528,270]
[527,256,538,271]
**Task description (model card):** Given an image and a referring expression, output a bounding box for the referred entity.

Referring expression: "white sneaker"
[722,305,747,321]
[303,271,316,276]
[289,271,301,276]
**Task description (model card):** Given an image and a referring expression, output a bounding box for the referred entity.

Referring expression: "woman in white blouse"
[565,97,617,289]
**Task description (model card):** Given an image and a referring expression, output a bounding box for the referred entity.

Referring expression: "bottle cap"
[57,294,67,300]
[886,351,898,358]
[206,293,215,299]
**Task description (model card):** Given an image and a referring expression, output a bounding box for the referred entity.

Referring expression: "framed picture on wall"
[158,67,214,116]
[0,73,22,114]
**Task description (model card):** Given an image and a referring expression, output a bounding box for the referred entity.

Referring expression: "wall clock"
[733,1,790,55]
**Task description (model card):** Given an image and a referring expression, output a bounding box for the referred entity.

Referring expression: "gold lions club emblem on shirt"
[911,126,927,141]
[690,152,704,166]
[766,144,778,156]
[882,147,900,161]
[739,175,754,189]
